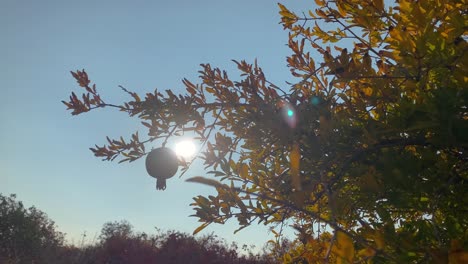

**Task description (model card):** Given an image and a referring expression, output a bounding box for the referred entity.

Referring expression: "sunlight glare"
[175,140,197,160]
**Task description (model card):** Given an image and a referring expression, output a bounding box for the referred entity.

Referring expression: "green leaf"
[420,197,429,202]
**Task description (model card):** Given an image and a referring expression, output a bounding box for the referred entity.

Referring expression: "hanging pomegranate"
[145,147,179,190]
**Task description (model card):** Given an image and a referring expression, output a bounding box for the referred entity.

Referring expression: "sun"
[175,139,197,160]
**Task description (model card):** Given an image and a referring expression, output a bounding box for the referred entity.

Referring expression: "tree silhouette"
[0,195,274,263]
[92,221,274,264]
[0,194,65,263]
[63,1,467,262]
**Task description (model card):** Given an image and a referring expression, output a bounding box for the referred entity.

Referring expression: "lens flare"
[281,102,297,128]
[311,96,321,105]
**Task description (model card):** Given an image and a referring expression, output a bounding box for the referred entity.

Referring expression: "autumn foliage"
[63,0,467,263]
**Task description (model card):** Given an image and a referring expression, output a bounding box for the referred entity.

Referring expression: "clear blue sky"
[1,0,315,247]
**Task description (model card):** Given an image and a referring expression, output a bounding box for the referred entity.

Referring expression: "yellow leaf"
[316,9,328,18]
[398,0,412,13]
[240,163,248,179]
[389,27,402,42]
[334,231,355,263]
[375,231,385,249]
[358,247,376,258]
[363,53,371,70]
[290,143,301,191]
[278,3,296,19]
[308,10,316,18]
[277,3,287,12]
[271,229,279,237]
[362,87,373,96]
[283,253,293,263]
[314,0,325,7]
[337,3,347,17]
[280,11,296,20]
[193,222,209,235]
[376,60,386,74]
[374,0,384,12]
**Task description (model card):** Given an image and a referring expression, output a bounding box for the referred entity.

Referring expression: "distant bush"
[0,193,65,263]
[0,194,278,263]
[90,220,276,264]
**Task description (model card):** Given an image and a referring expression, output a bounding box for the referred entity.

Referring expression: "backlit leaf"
[333,231,355,263]
[193,222,210,235]
[290,143,301,191]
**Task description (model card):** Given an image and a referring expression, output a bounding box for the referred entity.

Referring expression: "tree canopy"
[0,194,65,263]
[63,0,467,263]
